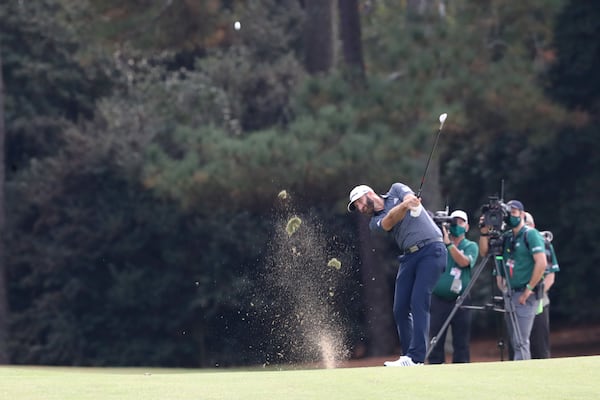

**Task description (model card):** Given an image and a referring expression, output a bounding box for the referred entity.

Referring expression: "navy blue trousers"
[393,242,446,363]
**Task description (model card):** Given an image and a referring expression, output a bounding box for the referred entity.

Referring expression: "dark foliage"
[547,1,600,111]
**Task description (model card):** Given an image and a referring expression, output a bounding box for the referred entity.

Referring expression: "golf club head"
[439,113,448,129]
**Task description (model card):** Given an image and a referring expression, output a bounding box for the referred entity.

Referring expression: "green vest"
[545,242,560,275]
[433,238,479,300]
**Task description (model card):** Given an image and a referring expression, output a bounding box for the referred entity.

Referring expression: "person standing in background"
[479,200,546,360]
[524,211,560,359]
[428,210,479,364]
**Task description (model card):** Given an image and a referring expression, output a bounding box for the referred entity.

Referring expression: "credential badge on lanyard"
[506,258,515,278]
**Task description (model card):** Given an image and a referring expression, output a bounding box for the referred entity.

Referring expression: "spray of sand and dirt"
[253,190,351,368]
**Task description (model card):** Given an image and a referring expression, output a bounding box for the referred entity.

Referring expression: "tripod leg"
[502,291,522,359]
[495,311,508,361]
[425,254,490,361]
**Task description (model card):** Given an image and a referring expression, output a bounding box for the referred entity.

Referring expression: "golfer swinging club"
[348,183,447,366]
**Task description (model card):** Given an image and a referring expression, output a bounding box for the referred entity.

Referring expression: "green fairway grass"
[1,356,598,400]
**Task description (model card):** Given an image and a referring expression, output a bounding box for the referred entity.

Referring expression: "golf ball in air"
[234,21,241,30]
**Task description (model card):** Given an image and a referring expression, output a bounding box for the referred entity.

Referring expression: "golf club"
[410,113,447,217]
[417,112,447,198]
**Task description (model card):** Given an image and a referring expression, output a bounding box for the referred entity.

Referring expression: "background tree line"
[0,0,598,366]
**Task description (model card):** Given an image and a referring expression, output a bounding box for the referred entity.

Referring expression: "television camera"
[432,207,453,230]
[478,195,511,255]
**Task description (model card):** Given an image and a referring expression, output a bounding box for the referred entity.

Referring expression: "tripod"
[425,251,524,362]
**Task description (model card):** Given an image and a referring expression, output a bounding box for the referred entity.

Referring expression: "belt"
[512,286,536,292]
[402,237,443,255]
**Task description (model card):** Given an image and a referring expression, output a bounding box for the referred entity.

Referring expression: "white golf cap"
[450,210,468,223]
[524,212,535,227]
[347,185,373,212]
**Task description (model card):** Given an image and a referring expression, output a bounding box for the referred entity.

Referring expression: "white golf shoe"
[383,355,422,367]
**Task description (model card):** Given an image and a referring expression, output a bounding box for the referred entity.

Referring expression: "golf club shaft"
[416,116,446,198]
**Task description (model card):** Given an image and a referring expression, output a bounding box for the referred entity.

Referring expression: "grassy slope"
[1,356,598,400]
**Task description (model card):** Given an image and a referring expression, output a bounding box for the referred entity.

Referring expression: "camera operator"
[479,200,547,360]
[428,210,479,364]
[525,212,560,359]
